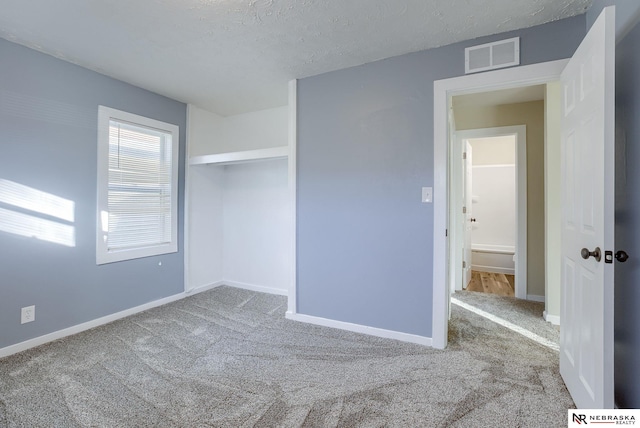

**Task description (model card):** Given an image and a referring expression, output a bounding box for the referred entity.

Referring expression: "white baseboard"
[184,281,224,296]
[0,281,229,360]
[223,280,288,296]
[471,264,515,275]
[185,281,225,295]
[527,294,545,303]
[0,292,185,359]
[543,310,560,325]
[1,281,286,360]
[286,311,432,347]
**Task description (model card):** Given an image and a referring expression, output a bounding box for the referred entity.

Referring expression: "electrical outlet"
[21,305,35,324]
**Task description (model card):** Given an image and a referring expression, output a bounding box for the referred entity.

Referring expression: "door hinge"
[463,152,467,160]
[462,206,467,214]
[463,261,466,268]
[445,229,448,237]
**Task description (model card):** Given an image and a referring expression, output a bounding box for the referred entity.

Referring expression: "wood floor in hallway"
[466,270,515,296]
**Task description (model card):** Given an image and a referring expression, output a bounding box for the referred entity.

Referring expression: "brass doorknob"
[581,247,602,262]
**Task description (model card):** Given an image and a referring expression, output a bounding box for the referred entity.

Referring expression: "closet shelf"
[189,146,288,166]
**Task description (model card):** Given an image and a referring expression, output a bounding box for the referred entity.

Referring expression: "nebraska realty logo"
[568,409,639,426]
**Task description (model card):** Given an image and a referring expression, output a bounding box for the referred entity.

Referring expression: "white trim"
[189,146,288,166]
[433,59,568,349]
[0,280,305,359]
[96,105,180,265]
[288,80,298,315]
[515,125,527,300]
[472,244,515,254]
[471,264,515,275]
[222,280,288,296]
[185,280,225,295]
[527,294,545,303]
[543,310,561,326]
[184,104,194,293]
[432,73,449,349]
[0,282,223,359]
[286,312,432,346]
[450,129,464,294]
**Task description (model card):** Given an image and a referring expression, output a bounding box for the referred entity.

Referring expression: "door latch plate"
[604,250,613,264]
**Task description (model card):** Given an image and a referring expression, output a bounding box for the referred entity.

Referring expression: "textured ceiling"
[0,0,591,116]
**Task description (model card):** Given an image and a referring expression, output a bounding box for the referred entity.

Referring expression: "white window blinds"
[107,120,172,250]
[96,106,179,265]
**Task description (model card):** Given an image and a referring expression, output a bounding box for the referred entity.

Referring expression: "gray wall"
[614,19,640,409]
[588,0,640,409]
[588,0,640,37]
[585,0,640,410]
[0,38,186,349]
[296,16,585,337]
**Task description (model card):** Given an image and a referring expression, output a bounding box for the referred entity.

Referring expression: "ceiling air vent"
[465,37,520,74]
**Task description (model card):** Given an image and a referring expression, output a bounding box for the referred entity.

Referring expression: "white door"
[560,6,615,409]
[463,142,473,288]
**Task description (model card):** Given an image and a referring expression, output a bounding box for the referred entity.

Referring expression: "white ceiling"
[0,0,591,116]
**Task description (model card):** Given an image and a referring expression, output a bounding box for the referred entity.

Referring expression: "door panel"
[562,259,576,364]
[560,6,615,409]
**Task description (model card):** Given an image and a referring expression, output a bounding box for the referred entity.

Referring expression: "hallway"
[466,270,515,297]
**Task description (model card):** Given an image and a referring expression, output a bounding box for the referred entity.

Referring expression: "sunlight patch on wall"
[0,179,74,222]
[0,208,75,247]
[0,180,75,247]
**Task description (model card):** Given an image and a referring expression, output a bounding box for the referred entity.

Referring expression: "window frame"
[96,106,179,265]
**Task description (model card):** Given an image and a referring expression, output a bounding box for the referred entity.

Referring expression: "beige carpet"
[0,286,574,427]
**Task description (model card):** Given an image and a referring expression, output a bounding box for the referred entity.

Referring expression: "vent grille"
[465,37,520,74]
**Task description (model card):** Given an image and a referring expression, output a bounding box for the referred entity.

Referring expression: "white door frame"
[450,126,527,299]
[432,59,568,349]
[287,79,298,316]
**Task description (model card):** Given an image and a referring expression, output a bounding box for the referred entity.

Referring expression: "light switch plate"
[422,187,433,203]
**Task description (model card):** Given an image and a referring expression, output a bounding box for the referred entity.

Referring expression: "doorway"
[432,59,568,350]
[449,125,527,300]
[433,7,616,408]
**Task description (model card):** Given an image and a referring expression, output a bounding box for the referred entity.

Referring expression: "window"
[96,106,179,264]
